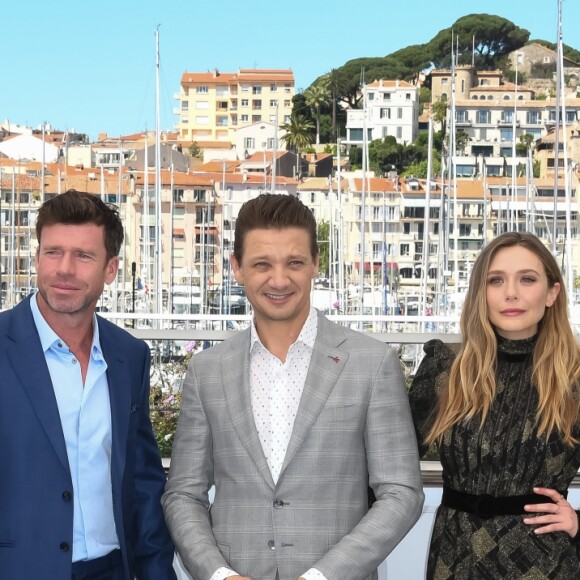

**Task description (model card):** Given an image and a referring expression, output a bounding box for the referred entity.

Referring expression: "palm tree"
[324,69,348,141]
[280,114,315,177]
[303,83,331,145]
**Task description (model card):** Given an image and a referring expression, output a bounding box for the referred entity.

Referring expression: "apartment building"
[430,65,580,178]
[174,68,294,147]
[345,80,419,147]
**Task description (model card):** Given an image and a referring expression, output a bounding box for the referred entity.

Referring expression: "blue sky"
[1,0,577,141]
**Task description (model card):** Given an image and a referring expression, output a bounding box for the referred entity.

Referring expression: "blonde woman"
[409,232,580,579]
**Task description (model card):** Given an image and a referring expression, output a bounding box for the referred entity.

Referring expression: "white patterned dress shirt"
[210,308,327,580]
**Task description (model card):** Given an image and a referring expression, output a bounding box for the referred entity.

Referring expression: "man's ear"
[231,254,244,285]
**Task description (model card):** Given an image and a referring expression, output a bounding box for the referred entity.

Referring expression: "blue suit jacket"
[0,297,176,579]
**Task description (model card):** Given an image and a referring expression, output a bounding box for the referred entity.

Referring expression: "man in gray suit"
[162,194,423,580]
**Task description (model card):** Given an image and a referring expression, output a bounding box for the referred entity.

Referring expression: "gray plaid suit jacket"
[162,311,423,580]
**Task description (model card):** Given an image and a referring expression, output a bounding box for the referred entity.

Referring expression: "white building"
[0,133,60,163]
[345,80,420,147]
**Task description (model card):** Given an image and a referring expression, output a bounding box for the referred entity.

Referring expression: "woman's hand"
[523,487,579,538]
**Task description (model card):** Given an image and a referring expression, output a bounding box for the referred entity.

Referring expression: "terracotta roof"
[350,177,399,192]
[180,68,294,85]
[194,160,241,172]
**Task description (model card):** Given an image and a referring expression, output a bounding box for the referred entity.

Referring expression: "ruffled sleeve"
[408,339,456,458]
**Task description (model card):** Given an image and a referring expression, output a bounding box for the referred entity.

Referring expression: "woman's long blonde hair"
[426,232,580,446]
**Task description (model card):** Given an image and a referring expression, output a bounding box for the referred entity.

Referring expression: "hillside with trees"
[287,13,578,177]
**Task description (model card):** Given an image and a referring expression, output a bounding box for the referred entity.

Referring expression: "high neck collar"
[496,333,537,356]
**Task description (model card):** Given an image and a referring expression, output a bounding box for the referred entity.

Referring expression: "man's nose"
[269,266,289,287]
[56,253,75,275]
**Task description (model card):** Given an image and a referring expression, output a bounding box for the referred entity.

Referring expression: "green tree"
[324,68,349,140]
[280,115,315,152]
[188,141,202,159]
[431,98,448,137]
[428,14,530,68]
[280,115,315,174]
[317,221,330,276]
[456,130,470,155]
[401,158,442,178]
[304,83,331,145]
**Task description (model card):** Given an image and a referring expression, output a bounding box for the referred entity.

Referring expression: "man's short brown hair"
[36,189,124,261]
[233,194,318,264]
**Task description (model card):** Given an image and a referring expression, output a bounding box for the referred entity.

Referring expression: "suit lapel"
[99,320,131,483]
[281,314,349,475]
[221,330,275,489]
[7,298,70,473]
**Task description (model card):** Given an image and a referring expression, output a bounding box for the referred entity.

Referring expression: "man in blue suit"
[0,190,176,579]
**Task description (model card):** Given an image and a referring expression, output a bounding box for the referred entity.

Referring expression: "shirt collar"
[250,307,318,352]
[30,291,103,357]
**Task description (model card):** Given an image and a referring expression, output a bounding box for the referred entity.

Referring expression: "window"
[400,243,410,256]
[193,189,206,201]
[252,100,262,110]
[349,128,363,141]
[406,93,411,100]
[244,137,255,149]
[181,101,189,111]
[476,110,490,124]
[196,86,208,93]
[196,116,209,125]
[252,115,261,122]
[500,128,513,142]
[527,111,540,124]
[216,86,228,97]
[270,83,278,91]
[284,100,291,107]
[380,108,390,119]
[173,189,184,202]
[397,108,403,119]
[252,86,262,95]
[383,93,391,100]
[367,92,374,101]
[456,110,469,123]
[479,128,487,140]
[396,127,402,139]
[441,78,448,85]
[567,111,576,123]
[241,99,249,107]
[241,114,249,122]
[241,84,249,92]
[502,110,513,123]
[270,99,278,107]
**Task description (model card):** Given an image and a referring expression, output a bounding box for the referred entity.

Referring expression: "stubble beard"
[37,284,96,317]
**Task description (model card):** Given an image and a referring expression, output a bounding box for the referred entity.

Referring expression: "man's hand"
[523,487,579,538]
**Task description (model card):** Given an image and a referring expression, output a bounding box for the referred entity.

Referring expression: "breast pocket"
[318,403,363,425]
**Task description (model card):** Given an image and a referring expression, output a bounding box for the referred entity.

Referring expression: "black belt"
[72,549,122,577]
[442,485,566,520]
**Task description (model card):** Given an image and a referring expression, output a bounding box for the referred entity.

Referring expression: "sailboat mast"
[154,25,163,320]
[359,76,367,327]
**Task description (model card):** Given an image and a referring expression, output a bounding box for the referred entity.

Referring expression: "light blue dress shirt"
[30,294,120,562]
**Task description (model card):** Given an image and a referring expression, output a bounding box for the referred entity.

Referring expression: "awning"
[173,228,185,237]
[195,226,218,235]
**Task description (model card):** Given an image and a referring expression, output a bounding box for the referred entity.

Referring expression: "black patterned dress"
[409,337,580,579]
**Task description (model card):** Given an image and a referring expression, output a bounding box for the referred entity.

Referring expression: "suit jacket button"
[273,499,284,509]
[267,540,276,550]
[62,491,72,501]
[60,542,70,552]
